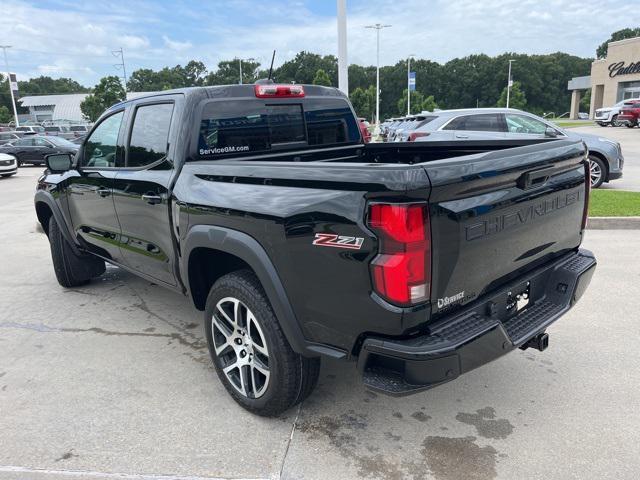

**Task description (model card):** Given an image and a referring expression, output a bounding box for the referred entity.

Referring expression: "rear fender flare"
[182,225,310,356]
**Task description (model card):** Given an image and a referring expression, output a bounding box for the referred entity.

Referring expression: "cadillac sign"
[608,61,640,78]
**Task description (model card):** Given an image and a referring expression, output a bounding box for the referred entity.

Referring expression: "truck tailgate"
[425,139,587,317]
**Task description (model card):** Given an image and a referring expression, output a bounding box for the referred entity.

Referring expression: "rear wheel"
[48,216,105,287]
[626,122,636,128]
[205,270,320,416]
[589,155,606,189]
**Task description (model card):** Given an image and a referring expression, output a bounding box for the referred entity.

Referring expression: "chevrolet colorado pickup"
[35,83,596,416]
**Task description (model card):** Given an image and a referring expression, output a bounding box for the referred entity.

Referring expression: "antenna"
[268,50,276,81]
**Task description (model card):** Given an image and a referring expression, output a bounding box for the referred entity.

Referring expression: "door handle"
[97,188,111,197]
[455,134,469,139]
[142,193,162,205]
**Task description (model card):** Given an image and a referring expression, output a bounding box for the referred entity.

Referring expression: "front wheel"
[589,155,606,189]
[611,115,620,127]
[205,270,320,416]
[48,216,105,287]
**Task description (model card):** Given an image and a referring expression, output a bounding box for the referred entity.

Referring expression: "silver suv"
[402,108,623,188]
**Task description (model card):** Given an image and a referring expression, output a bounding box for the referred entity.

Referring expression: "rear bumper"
[357,249,596,395]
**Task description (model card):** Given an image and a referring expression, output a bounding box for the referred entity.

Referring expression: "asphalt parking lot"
[572,124,640,191]
[1,167,639,480]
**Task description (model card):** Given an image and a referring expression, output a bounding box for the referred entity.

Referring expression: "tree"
[396,89,439,115]
[80,76,126,121]
[204,59,262,85]
[597,28,640,59]
[496,81,527,110]
[0,105,12,123]
[17,76,89,95]
[274,51,338,85]
[350,86,376,121]
[312,69,332,86]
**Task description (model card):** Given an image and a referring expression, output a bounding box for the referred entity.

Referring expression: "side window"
[443,114,503,132]
[34,137,51,147]
[505,114,549,135]
[128,103,174,168]
[16,137,34,146]
[82,111,124,168]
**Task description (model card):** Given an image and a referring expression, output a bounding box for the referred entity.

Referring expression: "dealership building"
[569,36,640,118]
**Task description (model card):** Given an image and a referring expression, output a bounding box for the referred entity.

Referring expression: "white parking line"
[0,466,269,480]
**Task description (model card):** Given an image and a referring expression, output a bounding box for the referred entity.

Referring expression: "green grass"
[549,119,595,128]
[589,190,640,217]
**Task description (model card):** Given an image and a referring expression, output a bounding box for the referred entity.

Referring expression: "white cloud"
[162,35,193,52]
[0,0,638,87]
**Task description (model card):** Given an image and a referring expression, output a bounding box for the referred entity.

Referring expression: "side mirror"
[545,127,558,138]
[45,153,73,173]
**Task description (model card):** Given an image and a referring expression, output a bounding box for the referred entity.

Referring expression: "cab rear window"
[198,98,359,158]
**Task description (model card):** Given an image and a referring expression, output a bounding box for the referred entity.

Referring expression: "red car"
[358,118,372,143]
[617,100,640,128]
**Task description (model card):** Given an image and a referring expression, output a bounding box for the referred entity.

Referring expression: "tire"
[597,122,607,127]
[611,115,620,127]
[626,122,636,128]
[1,173,15,177]
[48,216,105,287]
[205,270,320,416]
[588,155,606,189]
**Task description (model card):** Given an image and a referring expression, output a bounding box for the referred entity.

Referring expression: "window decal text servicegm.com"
[199,145,250,156]
[465,191,580,241]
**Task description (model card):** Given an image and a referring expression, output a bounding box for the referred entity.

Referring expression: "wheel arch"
[34,190,80,254]
[183,225,312,356]
[587,150,609,181]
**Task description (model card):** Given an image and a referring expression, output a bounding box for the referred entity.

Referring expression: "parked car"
[34,83,595,416]
[43,125,75,140]
[71,134,87,145]
[68,125,90,137]
[594,100,629,127]
[0,135,78,166]
[394,115,439,142]
[15,125,45,135]
[405,108,623,188]
[0,132,20,145]
[358,118,371,143]
[0,152,18,177]
[617,100,640,128]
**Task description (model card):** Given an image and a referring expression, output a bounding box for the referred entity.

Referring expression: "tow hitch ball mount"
[520,332,549,352]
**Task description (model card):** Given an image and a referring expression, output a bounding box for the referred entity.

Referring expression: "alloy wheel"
[212,297,270,399]
[589,159,602,187]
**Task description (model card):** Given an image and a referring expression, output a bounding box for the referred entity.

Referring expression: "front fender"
[34,189,80,256]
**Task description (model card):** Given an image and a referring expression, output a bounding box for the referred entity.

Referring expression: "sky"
[0,0,638,87]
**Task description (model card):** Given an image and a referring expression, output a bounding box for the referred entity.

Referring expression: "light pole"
[1,45,19,127]
[506,59,515,108]
[365,23,391,133]
[337,0,348,95]
[238,57,255,85]
[407,54,415,115]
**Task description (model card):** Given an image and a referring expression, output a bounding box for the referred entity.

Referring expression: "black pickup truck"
[35,83,596,416]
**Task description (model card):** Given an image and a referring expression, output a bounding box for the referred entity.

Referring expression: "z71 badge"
[312,233,364,250]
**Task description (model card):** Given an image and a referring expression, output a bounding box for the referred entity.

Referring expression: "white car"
[0,153,18,177]
[595,100,630,127]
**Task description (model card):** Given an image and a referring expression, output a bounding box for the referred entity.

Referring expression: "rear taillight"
[408,132,430,142]
[367,203,431,306]
[254,84,305,98]
[582,160,591,230]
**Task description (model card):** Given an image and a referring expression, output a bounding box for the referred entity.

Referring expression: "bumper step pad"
[360,249,597,395]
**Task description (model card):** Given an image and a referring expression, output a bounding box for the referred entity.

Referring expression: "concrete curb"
[587,216,640,230]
